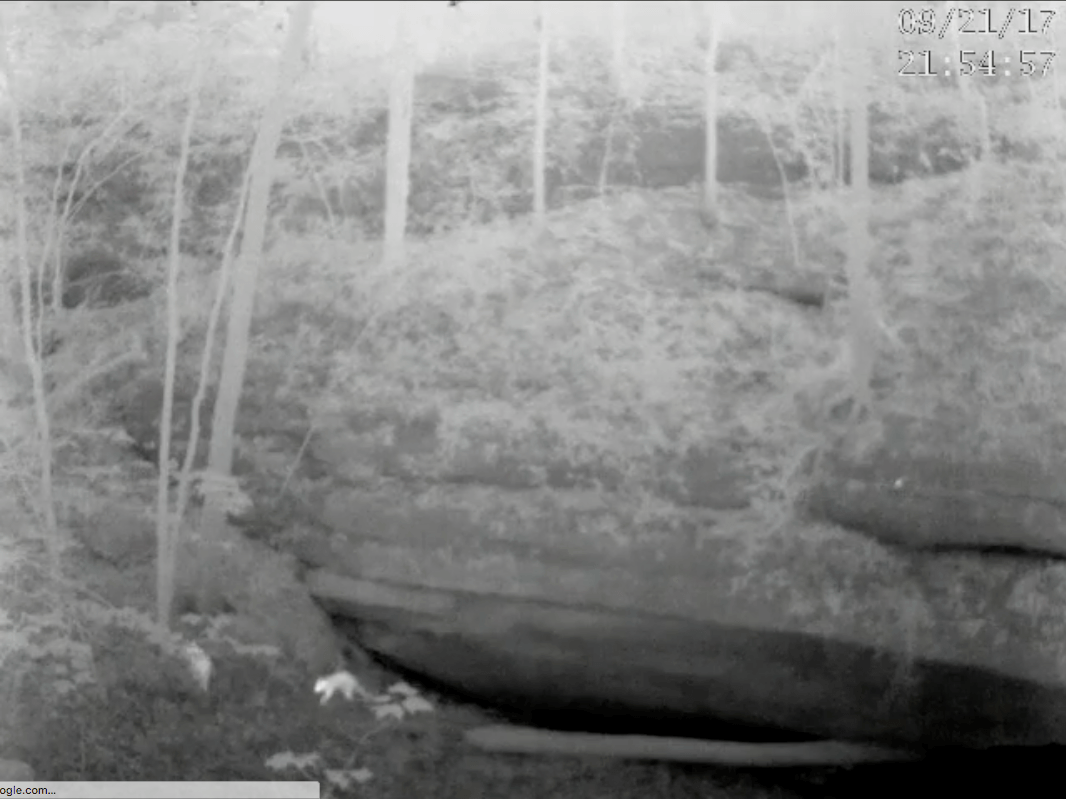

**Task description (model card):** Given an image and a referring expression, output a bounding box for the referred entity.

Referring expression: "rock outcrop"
[304,482,1066,749]
[803,413,1066,559]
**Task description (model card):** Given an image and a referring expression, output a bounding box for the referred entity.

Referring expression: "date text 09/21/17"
[898,49,1055,78]
[899,7,1055,38]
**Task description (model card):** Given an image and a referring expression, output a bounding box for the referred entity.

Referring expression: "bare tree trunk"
[532,1,550,229]
[154,39,207,629]
[945,0,986,219]
[699,1,720,229]
[383,2,414,264]
[610,0,627,97]
[199,1,315,538]
[832,11,845,188]
[0,5,59,564]
[841,0,879,445]
[597,0,629,195]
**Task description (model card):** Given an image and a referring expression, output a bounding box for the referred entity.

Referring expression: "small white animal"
[181,642,213,692]
[314,670,371,705]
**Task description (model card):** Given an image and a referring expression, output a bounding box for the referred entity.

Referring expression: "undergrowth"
[0,520,429,792]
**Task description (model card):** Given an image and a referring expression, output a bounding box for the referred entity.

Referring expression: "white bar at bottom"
[3,783,319,798]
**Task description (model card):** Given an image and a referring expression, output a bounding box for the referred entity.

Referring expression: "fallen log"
[464,725,921,767]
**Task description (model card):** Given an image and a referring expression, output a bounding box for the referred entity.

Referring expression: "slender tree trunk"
[199,1,315,538]
[532,1,550,229]
[832,11,845,188]
[945,0,986,219]
[841,0,878,444]
[610,0,627,97]
[699,1,720,229]
[0,4,59,565]
[384,2,414,264]
[154,28,210,629]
